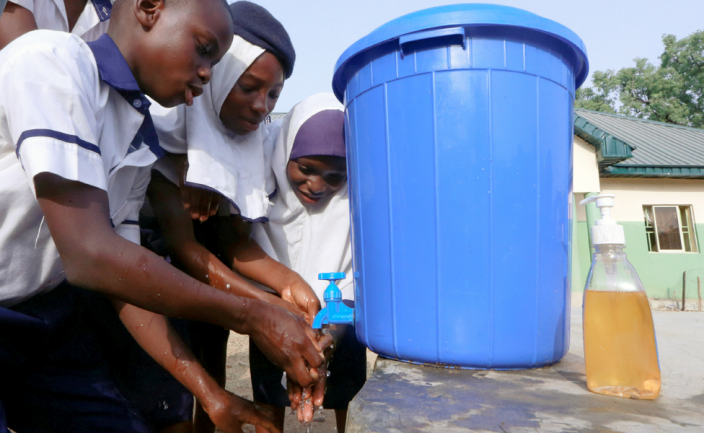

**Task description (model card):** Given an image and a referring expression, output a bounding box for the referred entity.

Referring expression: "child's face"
[134,0,234,107]
[286,156,347,206]
[219,52,284,135]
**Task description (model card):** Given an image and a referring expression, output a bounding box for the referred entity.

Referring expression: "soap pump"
[312,273,354,329]
[579,194,661,399]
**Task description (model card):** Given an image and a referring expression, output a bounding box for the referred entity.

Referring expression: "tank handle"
[399,26,466,57]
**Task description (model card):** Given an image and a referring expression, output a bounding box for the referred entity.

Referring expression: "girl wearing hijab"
[145,3,325,432]
[250,93,367,433]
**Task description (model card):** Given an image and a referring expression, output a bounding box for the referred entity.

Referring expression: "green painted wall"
[572,218,704,299]
[571,220,592,293]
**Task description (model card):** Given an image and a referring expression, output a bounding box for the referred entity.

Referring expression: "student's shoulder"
[0,30,99,85]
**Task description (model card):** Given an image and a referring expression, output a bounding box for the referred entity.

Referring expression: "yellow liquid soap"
[583,290,661,399]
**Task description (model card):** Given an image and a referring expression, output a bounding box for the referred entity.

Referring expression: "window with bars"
[643,205,698,253]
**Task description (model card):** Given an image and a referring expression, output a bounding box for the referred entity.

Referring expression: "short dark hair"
[111,0,233,25]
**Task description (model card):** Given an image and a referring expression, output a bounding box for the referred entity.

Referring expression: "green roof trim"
[574,114,634,170]
[603,165,704,178]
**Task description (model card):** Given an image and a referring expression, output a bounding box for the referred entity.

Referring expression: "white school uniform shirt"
[0,31,163,307]
[10,0,112,42]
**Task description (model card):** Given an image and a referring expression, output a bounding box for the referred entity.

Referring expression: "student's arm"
[113,300,280,433]
[34,172,322,387]
[208,216,321,325]
[147,169,305,317]
[0,2,37,50]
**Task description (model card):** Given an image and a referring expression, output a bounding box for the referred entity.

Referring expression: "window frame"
[643,205,699,254]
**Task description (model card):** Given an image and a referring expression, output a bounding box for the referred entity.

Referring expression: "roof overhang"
[574,114,635,170]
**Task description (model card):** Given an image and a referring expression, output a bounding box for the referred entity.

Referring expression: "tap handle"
[318,272,346,281]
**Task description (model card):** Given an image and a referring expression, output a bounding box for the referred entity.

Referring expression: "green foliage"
[575,70,617,114]
[576,30,704,129]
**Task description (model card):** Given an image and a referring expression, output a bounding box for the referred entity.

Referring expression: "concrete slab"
[346,303,704,433]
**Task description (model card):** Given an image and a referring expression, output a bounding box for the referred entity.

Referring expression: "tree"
[576,30,704,129]
[575,71,617,114]
[661,31,704,128]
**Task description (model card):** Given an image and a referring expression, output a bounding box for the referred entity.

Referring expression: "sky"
[247,0,704,112]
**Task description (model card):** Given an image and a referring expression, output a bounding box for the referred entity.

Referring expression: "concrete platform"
[346,300,704,432]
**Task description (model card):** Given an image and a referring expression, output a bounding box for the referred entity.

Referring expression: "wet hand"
[310,332,335,407]
[178,159,220,222]
[203,389,281,433]
[248,302,323,388]
[288,378,317,423]
[289,331,335,423]
[280,277,321,326]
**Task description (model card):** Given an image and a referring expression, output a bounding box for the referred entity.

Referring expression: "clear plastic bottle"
[580,195,661,400]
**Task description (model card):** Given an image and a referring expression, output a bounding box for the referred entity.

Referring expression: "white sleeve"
[8,0,34,13]
[0,36,105,195]
[150,102,187,154]
[113,167,151,244]
[263,119,282,197]
[338,243,355,301]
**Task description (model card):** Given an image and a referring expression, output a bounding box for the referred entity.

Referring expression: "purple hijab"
[289,109,346,160]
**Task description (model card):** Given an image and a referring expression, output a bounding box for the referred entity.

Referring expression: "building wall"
[573,137,601,194]
[572,178,704,299]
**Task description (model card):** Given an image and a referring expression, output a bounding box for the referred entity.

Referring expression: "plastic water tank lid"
[332,4,589,101]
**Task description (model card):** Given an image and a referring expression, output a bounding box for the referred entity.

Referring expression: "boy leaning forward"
[0,1,323,432]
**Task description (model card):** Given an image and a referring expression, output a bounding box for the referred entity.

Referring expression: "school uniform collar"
[87,34,164,158]
[90,0,113,22]
[87,34,140,92]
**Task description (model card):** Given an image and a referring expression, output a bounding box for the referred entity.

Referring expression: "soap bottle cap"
[579,194,626,245]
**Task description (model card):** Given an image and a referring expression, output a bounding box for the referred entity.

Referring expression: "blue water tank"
[334,4,588,369]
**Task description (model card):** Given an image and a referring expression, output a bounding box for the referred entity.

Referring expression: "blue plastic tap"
[312,272,354,329]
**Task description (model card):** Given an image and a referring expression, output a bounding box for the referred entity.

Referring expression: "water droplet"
[140,324,143,327]
[226,284,231,289]
[205,274,209,279]
[326,371,331,377]
[157,294,160,297]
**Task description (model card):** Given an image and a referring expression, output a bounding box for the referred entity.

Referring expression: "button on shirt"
[10,0,112,42]
[0,31,163,307]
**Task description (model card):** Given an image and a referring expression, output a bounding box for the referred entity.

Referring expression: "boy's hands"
[177,158,220,222]
[247,301,323,388]
[288,331,336,423]
[203,388,281,433]
[280,277,321,326]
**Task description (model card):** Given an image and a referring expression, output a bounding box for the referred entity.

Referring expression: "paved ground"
[344,294,704,432]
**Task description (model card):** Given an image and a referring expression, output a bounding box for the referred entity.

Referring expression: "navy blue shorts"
[249,326,367,410]
[0,283,153,433]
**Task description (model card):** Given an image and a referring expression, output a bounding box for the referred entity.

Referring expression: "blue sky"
[250,0,704,112]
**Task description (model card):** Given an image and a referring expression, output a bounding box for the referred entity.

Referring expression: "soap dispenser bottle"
[579,194,661,399]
